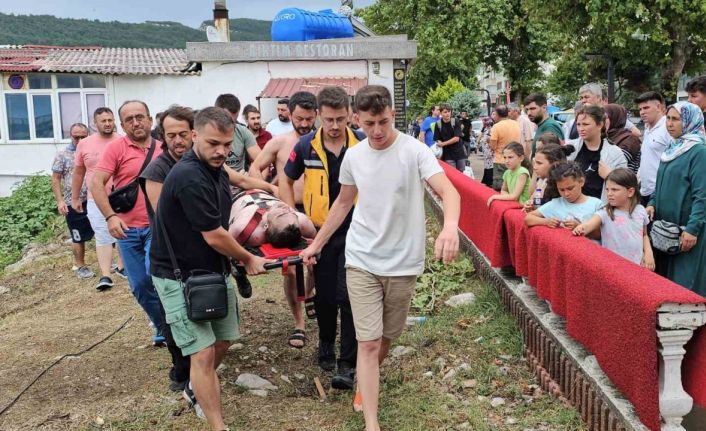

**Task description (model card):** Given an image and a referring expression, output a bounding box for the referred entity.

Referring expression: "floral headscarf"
[661,102,706,162]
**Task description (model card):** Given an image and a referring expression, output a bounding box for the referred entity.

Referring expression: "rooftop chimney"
[214,1,230,42]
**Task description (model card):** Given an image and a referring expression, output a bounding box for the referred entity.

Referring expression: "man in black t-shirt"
[433,103,465,172]
[150,107,268,430]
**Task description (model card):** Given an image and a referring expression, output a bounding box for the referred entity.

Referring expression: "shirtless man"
[248,91,317,209]
[246,91,318,348]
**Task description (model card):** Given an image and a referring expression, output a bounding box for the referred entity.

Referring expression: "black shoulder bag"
[157,173,229,322]
[108,139,156,213]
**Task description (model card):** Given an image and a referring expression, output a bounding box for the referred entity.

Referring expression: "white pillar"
[657,303,706,431]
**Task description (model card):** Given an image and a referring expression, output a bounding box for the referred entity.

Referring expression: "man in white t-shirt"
[266,98,295,136]
[301,85,460,431]
[635,91,671,206]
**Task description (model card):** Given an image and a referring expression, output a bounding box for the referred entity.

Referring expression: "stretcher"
[231,241,307,301]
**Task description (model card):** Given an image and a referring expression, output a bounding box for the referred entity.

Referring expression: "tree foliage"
[357,0,553,107]
[448,90,483,119]
[425,77,467,109]
[526,0,706,99]
[0,13,271,48]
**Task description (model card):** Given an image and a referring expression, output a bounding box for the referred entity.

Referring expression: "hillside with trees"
[0,13,271,48]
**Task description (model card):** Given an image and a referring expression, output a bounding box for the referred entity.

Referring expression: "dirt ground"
[0,229,584,431]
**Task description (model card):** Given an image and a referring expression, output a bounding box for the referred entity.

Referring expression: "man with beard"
[524,93,565,157]
[150,107,269,430]
[139,104,275,410]
[266,98,295,136]
[91,100,165,345]
[248,91,318,349]
[72,107,125,291]
[242,104,272,150]
[283,87,365,389]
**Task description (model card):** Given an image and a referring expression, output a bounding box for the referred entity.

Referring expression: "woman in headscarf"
[604,104,642,173]
[647,102,706,295]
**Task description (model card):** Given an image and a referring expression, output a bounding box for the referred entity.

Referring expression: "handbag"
[108,139,156,213]
[650,220,683,255]
[157,172,229,322]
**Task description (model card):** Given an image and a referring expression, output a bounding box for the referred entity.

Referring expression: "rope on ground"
[0,315,134,417]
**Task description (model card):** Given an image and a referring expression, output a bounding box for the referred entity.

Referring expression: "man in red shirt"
[91,100,165,345]
[72,107,125,290]
[243,104,273,150]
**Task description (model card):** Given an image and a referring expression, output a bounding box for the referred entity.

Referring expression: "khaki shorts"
[346,265,417,342]
[152,276,240,356]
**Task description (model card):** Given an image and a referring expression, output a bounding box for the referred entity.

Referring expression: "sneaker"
[318,342,336,371]
[76,266,95,279]
[331,362,355,390]
[95,276,114,291]
[113,267,128,279]
[152,334,166,347]
[183,381,206,419]
[169,377,189,392]
[71,265,79,271]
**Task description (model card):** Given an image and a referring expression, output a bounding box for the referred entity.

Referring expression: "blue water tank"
[271,8,354,42]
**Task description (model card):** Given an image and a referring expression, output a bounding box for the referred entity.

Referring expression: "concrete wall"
[0,58,397,196]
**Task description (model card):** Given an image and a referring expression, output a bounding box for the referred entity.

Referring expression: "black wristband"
[105,213,117,221]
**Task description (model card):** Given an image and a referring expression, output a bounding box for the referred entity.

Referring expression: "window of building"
[32,95,54,138]
[0,73,108,143]
[5,94,30,140]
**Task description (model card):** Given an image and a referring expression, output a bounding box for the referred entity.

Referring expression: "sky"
[1,0,376,27]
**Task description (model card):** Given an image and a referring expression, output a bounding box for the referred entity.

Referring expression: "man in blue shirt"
[419,104,441,147]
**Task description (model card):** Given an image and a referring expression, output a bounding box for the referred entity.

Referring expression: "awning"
[258,77,368,98]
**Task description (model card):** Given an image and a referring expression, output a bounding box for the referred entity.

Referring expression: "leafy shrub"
[0,175,61,270]
[424,77,467,112]
[448,90,483,119]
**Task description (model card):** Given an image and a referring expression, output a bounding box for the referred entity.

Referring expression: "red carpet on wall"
[684,326,706,410]
[440,162,706,431]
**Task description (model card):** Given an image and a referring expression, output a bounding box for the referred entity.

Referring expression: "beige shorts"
[346,265,417,342]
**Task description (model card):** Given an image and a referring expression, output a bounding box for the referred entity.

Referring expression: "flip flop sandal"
[353,388,363,412]
[288,329,307,349]
[305,296,317,320]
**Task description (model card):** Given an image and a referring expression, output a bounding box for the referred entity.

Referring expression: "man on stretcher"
[228,189,316,248]
[228,189,317,349]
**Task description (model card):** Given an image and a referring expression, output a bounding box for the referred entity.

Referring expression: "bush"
[0,175,62,270]
[448,90,483,119]
[424,77,466,112]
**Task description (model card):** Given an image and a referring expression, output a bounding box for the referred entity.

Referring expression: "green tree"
[356,1,480,113]
[526,0,706,98]
[357,0,554,107]
[448,90,483,118]
[425,77,466,109]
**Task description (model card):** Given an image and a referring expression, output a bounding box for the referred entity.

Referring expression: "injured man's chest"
[228,189,316,247]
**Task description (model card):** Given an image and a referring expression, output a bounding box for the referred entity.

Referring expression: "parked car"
[551,110,574,126]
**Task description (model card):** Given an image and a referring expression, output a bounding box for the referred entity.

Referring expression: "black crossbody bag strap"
[139,139,157,177]
[138,139,157,206]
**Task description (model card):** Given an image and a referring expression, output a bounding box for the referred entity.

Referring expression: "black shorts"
[66,204,94,244]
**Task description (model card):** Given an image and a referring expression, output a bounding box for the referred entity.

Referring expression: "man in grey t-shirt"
[215,94,261,171]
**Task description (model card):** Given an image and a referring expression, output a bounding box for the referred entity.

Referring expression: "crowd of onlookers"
[416,77,706,298]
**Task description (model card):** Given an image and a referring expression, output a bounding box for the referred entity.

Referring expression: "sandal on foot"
[305,296,317,320]
[288,329,307,349]
[353,389,363,412]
